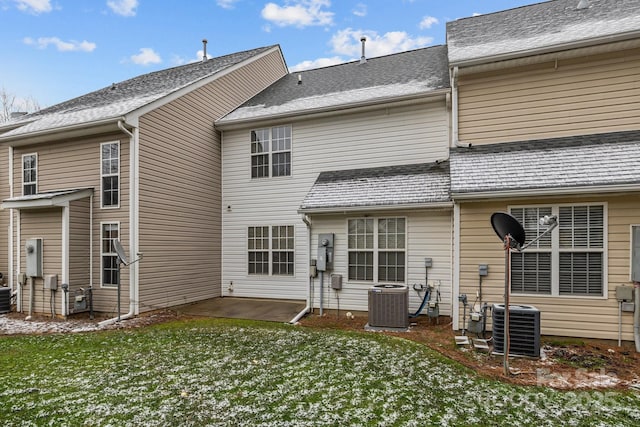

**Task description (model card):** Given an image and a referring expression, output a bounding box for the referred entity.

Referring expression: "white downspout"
[99,119,138,326]
[290,214,312,324]
[8,146,14,303]
[452,203,460,330]
[634,281,640,352]
[451,66,471,149]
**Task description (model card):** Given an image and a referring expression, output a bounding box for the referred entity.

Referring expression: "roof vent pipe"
[202,39,208,62]
[360,36,367,64]
[577,0,589,9]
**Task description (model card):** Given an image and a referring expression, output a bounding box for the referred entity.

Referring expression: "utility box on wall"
[25,238,43,278]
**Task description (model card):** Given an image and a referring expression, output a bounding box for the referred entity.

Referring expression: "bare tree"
[0,87,42,123]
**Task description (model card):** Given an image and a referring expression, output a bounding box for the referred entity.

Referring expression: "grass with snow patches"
[0,318,639,426]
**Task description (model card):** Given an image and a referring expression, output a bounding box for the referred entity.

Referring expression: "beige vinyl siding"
[137,49,287,310]
[19,208,62,315]
[222,101,450,303]
[457,194,640,341]
[458,48,640,144]
[308,210,452,313]
[68,198,90,296]
[11,134,130,315]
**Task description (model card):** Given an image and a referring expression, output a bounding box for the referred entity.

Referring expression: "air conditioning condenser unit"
[368,284,409,329]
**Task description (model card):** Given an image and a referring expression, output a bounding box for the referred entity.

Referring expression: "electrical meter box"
[25,238,43,278]
[317,233,334,271]
[616,285,634,302]
[44,274,58,290]
[330,274,342,290]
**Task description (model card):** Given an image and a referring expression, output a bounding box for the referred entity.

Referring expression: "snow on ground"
[0,314,101,335]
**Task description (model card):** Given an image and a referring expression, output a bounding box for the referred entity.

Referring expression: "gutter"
[0,117,122,146]
[99,119,138,326]
[290,214,312,324]
[451,183,640,201]
[298,201,454,215]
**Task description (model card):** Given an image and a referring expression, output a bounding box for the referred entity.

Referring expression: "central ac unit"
[492,304,541,358]
[368,285,409,329]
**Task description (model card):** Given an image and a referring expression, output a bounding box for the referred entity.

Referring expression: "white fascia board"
[0,118,122,146]
[298,201,454,215]
[449,31,640,69]
[1,188,94,210]
[126,46,285,123]
[216,89,450,131]
[451,184,640,201]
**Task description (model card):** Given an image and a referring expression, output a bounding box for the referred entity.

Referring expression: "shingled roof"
[299,161,451,213]
[447,0,640,66]
[449,130,640,198]
[0,45,278,140]
[218,44,449,125]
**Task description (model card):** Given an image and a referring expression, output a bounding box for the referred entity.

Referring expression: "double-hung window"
[348,217,406,283]
[248,225,294,275]
[510,204,605,297]
[22,153,37,196]
[101,223,120,287]
[250,126,291,178]
[101,142,119,208]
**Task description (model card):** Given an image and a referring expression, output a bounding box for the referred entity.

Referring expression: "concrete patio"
[173,297,307,323]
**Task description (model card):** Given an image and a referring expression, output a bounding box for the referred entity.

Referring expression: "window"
[22,153,37,196]
[101,142,119,208]
[348,217,406,283]
[510,204,605,297]
[250,126,291,178]
[248,225,294,275]
[101,223,120,287]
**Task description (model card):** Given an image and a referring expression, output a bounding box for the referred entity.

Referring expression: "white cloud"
[23,36,96,52]
[419,16,438,29]
[107,0,138,17]
[261,0,333,28]
[13,0,52,14]
[330,28,432,58]
[130,47,161,65]
[216,0,239,9]
[289,56,343,72]
[352,3,366,17]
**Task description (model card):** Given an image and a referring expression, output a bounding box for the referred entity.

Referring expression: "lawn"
[1,318,639,426]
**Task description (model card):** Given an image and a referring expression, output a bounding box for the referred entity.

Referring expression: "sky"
[0,0,538,109]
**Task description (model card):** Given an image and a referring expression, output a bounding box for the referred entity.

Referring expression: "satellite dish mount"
[490,212,557,375]
[112,239,142,321]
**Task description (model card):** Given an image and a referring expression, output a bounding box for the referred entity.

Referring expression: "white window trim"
[22,153,37,196]
[100,221,120,289]
[246,225,295,277]
[508,202,608,299]
[249,125,292,179]
[346,217,408,284]
[100,141,120,209]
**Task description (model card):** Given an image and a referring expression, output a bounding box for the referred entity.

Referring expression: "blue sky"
[0,0,536,108]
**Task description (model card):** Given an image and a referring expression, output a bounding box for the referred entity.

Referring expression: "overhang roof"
[0,45,279,142]
[299,162,451,214]
[449,130,640,199]
[2,188,93,209]
[447,0,640,66]
[217,45,449,127]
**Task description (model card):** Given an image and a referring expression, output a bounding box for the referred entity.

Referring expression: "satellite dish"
[490,212,526,247]
[113,239,129,265]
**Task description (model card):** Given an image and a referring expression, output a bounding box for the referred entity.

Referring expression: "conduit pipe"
[634,281,640,352]
[290,214,312,324]
[99,120,137,326]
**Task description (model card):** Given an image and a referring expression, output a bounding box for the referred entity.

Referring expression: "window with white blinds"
[510,204,605,297]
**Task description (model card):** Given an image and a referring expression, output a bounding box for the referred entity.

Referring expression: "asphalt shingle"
[219,45,449,123]
[450,130,640,196]
[0,45,277,138]
[299,161,450,212]
[447,0,640,65]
